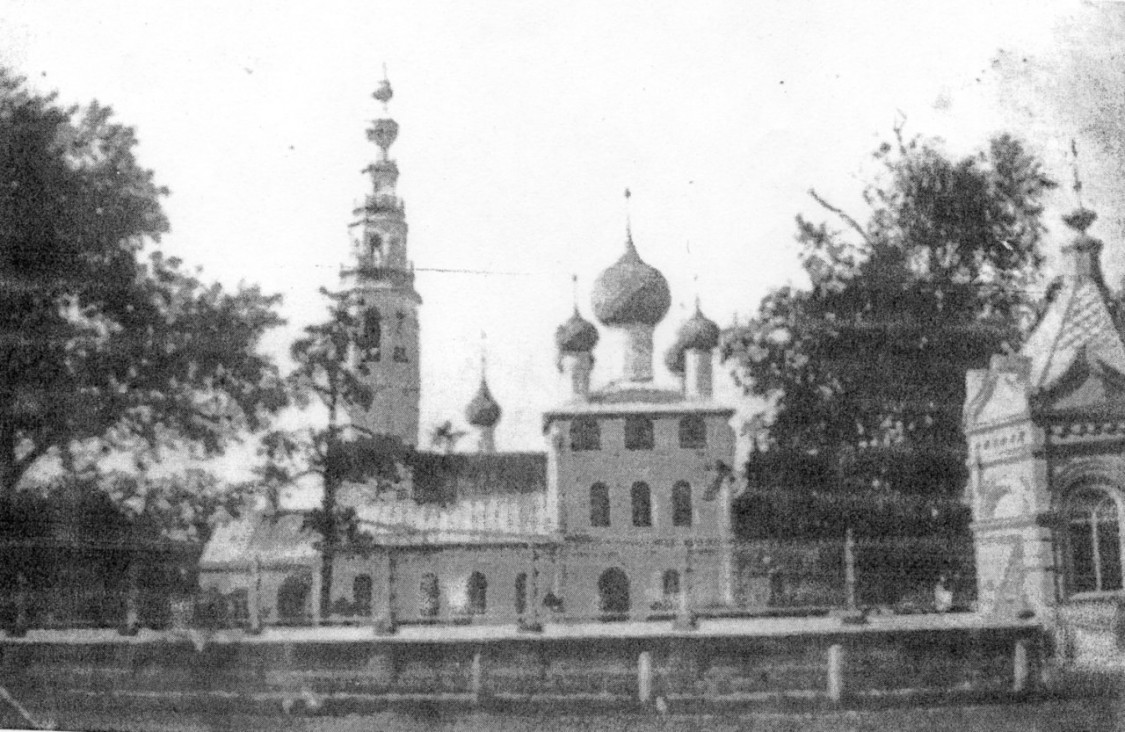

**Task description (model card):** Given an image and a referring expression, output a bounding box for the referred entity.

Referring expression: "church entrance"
[598,567,630,620]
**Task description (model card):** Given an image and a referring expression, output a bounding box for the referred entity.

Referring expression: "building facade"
[199,76,737,628]
[965,208,1125,641]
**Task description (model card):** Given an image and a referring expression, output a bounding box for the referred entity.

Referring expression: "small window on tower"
[361,309,382,362]
[393,346,408,363]
[395,311,406,334]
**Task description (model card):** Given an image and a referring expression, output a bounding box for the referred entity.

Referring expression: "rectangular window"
[571,418,601,451]
[678,416,706,449]
[624,416,654,451]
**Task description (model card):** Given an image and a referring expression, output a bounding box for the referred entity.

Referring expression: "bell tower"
[343,70,421,445]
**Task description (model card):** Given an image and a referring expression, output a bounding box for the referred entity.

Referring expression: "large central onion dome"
[591,232,671,327]
[466,378,502,428]
[556,309,599,353]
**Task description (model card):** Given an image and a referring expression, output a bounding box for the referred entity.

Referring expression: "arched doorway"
[277,574,311,624]
[598,567,630,619]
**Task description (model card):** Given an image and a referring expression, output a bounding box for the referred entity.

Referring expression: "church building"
[199,76,738,628]
[965,206,1125,649]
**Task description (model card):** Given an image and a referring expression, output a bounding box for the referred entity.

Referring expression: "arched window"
[631,482,652,527]
[571,418,601,451]
[678,416,706,449]
[467,572,488,614]
[662,569,681,601]
[673,481,693,527]
[590,482,610,527]
[353,574,373,617]
[598,567,630,617]
[1067,487,1124,594]
[420,573,440,618]
[361,308,381,361]
[514,572,528,614]
[368,232,383,259]
[625,416,654,450]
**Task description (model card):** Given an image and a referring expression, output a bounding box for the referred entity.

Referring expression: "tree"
[0,69,286,496]
[723,130,1057,538]
[261,287,411,620]
[429,420,466,454]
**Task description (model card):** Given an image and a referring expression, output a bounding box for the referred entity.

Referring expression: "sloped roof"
[200,511,317,569]
[355,491,555,545]
[410,451,546,504]
[1021,225,1125,393]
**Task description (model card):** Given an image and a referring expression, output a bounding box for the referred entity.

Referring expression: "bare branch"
[808,189,872,246]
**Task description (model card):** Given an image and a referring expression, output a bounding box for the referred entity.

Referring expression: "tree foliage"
[723,131,1057,534]
[0,69,286,497]
[260,287,411,618]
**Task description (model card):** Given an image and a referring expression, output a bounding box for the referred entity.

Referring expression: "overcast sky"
[1,0,1122,454]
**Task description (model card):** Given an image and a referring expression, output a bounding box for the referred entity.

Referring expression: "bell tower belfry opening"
[343,70,422,445]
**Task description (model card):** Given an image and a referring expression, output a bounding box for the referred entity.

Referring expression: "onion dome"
[678,305,721,352]
[665,302,721,375]
[664,342,686,376]
[556,309,599,353]
[368,118,399,152]
[466,378,502,428]
[591,230,671,327]
[373,77,393,105]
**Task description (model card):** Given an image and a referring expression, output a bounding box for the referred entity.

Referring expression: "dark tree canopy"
[0,69,286,496]
[724,131,1057,536]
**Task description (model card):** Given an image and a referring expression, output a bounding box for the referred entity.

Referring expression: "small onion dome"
[367,118,399,151]
[678,307,721,352]
[664,305,721,375]
[591,233,671,327]
[466,378,502,428]
[556,309,599,353]
[373,78,394,105]
[664,342,686,376]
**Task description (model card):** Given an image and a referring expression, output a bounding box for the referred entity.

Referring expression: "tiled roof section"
[355,491,555,545]
[200,511,318,568]
[409,451,547,504]
[1022,267,1125,392]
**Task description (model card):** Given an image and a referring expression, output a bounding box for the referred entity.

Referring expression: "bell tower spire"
[344,68,422,445]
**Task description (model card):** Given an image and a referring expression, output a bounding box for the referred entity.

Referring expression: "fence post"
[1013,637,1031,693]
[844,528,857,611]
[675,540,696,630]
[377,547,396,634]
[470,648,484,704]
[827,643,845,703]
[638,650,653,705]
[248,556,262,634]
[11,573,28,637]
[120,557,140,636]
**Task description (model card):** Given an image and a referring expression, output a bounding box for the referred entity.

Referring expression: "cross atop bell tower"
[344,68,422,446]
